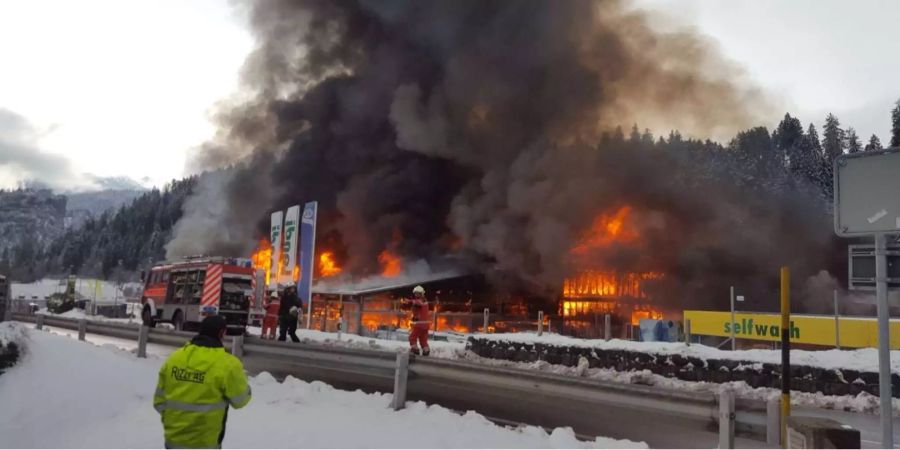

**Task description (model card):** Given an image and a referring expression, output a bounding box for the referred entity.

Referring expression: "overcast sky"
[1,0,898,190]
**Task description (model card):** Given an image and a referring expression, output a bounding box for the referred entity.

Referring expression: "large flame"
[251,239,273,285]
[320,251,342,277]
[378,250,402,277]
[571,205,637,254]
[378,227,403,277]
[563,271,661,298]
[563,205,664,325]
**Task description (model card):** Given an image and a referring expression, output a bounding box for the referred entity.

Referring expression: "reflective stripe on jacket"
[153,335,251,449]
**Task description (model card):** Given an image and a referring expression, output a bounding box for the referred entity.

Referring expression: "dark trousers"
[278,316,299,342]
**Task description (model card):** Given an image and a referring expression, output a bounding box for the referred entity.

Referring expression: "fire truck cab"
[141,256,265,335]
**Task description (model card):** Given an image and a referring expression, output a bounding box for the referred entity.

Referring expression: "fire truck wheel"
[141,306,156,328]
[172,311,184,331]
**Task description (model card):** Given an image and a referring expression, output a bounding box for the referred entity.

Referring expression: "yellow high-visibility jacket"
[153,335,251,449]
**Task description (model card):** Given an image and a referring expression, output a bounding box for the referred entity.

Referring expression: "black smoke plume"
[168,0,839,312]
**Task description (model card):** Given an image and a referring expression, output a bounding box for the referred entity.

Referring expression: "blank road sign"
[834,148,900,237]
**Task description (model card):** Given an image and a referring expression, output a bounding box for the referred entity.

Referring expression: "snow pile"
[0,323,643,448]
[473,332,900,374]
[35,306,140,324]
[311,261,463,295]
[0,322,25,375]
[247,326,468,358]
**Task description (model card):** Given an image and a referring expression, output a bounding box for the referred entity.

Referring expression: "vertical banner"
[281,205,301,281]
[298,201,318,327]
[269,211,284,288]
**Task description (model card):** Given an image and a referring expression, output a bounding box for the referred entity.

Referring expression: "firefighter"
[404,285,430,356]
[153,315,251,449]
[277,283,301,342]
[261,291,280,340]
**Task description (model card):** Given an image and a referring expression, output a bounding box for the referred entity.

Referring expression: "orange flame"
[378,250,402,277]
[571,206,637,254]
[319,251,342,277]
[562,271,661,298]
[378,227,403,277]
[251,239,273,285]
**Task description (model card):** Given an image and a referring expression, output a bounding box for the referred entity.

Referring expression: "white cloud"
[636,0,900,139]
[0,0,253,188]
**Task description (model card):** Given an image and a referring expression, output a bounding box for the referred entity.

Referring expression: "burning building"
[558,205,665,337]
[166,0,840,328]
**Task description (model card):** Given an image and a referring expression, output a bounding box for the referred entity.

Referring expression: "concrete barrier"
[787,416,860,448]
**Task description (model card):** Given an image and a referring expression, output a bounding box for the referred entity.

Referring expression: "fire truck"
[140,256,265,334]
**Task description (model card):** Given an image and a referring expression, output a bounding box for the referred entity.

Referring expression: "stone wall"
[466,337,900,398]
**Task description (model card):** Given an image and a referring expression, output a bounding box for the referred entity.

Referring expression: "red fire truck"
[140,256,265,334]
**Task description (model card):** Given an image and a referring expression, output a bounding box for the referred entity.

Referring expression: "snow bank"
[248,326,898,376]
[0,323,25,375]
[0,323,642,448]
[247,326,468,358]
[473,332,900,374]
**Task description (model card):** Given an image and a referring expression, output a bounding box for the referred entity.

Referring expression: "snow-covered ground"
[0,323,643,449]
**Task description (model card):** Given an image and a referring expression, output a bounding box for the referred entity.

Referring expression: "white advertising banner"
[281,205,301,280]
[269,210,284,288]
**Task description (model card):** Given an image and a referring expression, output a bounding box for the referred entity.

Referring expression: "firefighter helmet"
[412,285,425,295]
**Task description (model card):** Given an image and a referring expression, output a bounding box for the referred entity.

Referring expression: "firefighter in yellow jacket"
[153,316,251,449]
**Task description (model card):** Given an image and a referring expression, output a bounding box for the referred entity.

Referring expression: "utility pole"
[729,286,736,350]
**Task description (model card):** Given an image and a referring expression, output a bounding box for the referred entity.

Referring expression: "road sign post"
[873,233,892,447]
[780,266,791,448]
[834,148,899,449]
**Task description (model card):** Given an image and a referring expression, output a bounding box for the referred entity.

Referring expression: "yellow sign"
[683,310,900,349]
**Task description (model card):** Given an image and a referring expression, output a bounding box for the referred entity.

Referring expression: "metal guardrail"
[10,313,770,448]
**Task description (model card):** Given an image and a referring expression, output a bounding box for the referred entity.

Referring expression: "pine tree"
[865,134,883,152]
[806,124,822,153]
[612,125,625,142]
[845,127,861,153]
[773,113,803,170]
[891,99,900,148]
[727,126,785,190]
[629,124,641,143]
[822,113,844,163]
[640,128,654,145]
[790,124,825,190]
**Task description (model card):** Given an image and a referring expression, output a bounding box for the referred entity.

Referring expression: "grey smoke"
[167,0,839,312]
[165,159,275,259]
